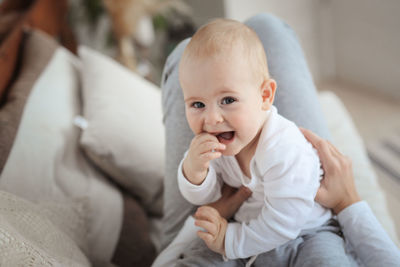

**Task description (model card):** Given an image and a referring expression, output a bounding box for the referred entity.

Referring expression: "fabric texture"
[152,215,199,267]
[338,201,400,267]
[78,46,164,216]
[0,0,76,100]
[0,29,57,173]
[160,13,333,250]
[0,190,90,267]
[318,91,399,243]
[0,30,123,264]
[0,18,24,101]
[111,193,157,267]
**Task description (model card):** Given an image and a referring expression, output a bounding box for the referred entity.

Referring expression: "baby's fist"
[183,133,225,185]
[194,206,227,256]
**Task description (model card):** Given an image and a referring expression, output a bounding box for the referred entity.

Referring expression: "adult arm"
[339,202,400,267]
[301,128,400,267]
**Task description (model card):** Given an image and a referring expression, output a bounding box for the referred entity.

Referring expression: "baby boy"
[176,18,351,266]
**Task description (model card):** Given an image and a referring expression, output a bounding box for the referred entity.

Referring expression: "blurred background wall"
[223,0,400,99]
[330,0,400,99]
[68,0,400,100]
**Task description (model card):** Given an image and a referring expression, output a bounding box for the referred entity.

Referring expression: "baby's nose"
[204,109,223,125]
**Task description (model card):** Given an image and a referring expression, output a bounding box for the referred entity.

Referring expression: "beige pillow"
[78,46,164,216]
[0,190,90,267]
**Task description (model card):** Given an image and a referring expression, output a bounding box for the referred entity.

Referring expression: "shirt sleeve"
[177,155,222,206]
[338,201,400,267]
[224,144,320,259]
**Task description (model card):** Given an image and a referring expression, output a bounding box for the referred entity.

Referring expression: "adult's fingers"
[300,128,321,147]
[300,128,335,166]
[326,140,342,156]
[301,127,342,157]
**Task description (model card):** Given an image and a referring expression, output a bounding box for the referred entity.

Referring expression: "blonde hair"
[180,18,270,83]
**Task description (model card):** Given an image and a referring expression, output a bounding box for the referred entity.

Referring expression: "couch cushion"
[78,46,164,216]
[112,193,157,266]
[0,30,123,264]
[0,16,24,102]
[319,91,399,244]
[0,28,57,173]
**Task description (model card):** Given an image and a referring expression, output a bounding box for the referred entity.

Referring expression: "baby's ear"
[261,79,276,110]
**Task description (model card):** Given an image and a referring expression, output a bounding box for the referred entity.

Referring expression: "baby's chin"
[220,147,238,157]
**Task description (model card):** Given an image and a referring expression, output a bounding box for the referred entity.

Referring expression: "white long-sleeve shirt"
[178,106,332,259]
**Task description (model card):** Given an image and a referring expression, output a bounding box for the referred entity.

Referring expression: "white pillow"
[78,46,165,216]
[319,91,399,244]
[0,190,90,267]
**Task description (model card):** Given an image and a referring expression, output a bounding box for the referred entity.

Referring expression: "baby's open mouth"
[216,131,235,143]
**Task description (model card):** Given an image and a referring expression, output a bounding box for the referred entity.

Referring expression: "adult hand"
[207,184,252,220]
[300,128,361,214]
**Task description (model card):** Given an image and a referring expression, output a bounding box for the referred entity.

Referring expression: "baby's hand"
[183,133,225,185]
[195,206,227,256]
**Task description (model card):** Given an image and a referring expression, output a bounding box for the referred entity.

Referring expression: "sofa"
[0,2,398,267]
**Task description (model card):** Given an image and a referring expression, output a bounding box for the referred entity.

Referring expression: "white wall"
[223,0,400,99]
[331,0,400,99]
[186,0,225,27]
[223,0,323,82]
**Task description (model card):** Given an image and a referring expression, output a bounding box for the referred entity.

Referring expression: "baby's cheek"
[240,118,262,141]
[186,116,202,134]
[236,114,256,129]
[191,125,203,135]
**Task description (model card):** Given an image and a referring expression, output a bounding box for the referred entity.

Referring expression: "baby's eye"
[221,97,236,105]
[192,102,205,108]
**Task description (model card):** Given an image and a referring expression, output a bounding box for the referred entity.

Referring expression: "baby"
[175,18,350,266]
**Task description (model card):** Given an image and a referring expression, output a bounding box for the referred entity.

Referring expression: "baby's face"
[180,53,273,157]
